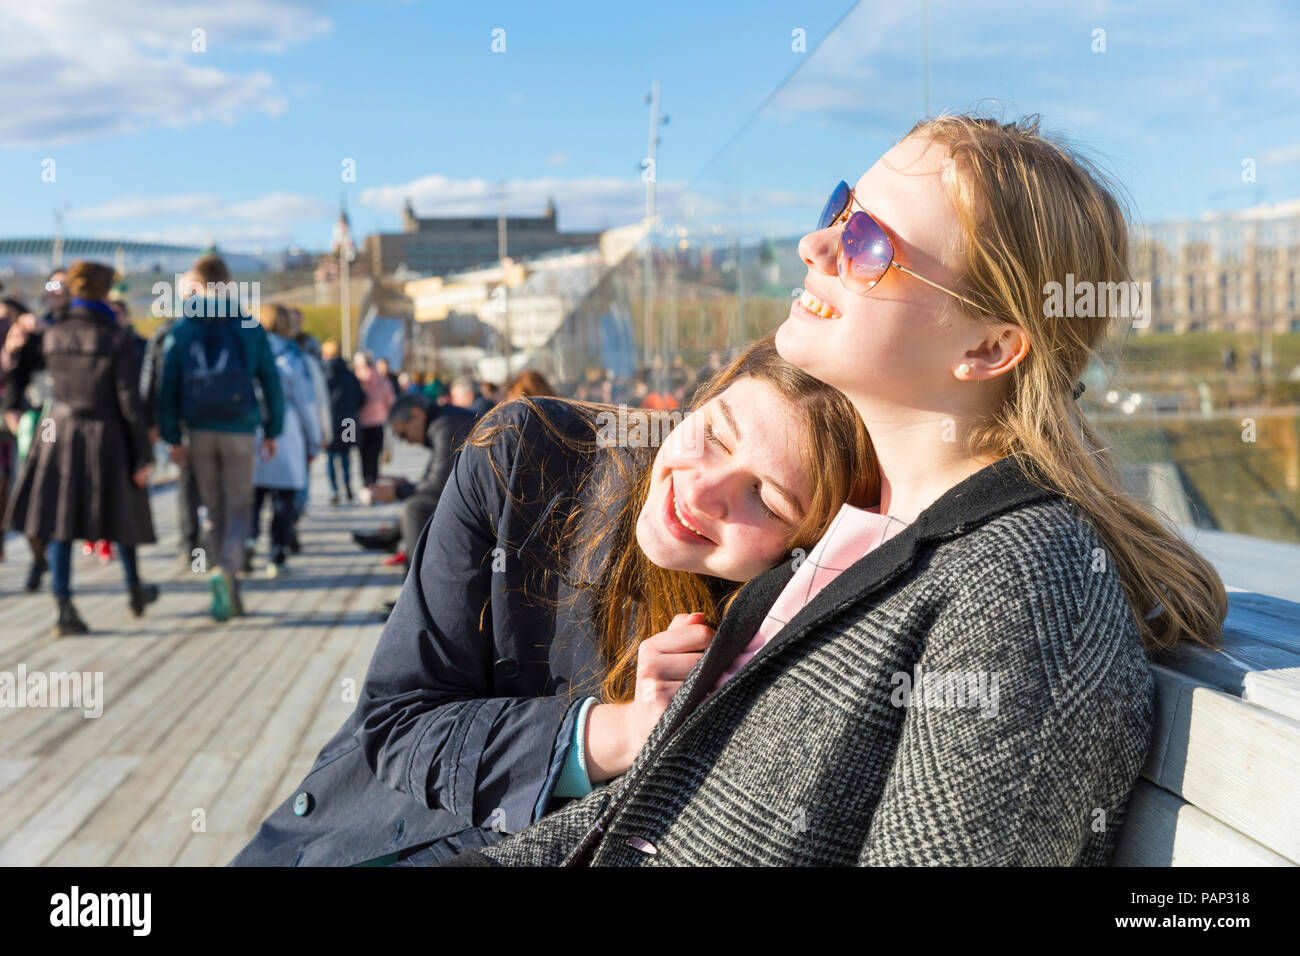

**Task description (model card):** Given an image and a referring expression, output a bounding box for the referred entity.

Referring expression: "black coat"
[229,397,656,865]
[4,304,155,545]
[322,356,364,453]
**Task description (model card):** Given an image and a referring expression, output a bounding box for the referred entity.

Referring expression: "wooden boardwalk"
[0,447,423,866]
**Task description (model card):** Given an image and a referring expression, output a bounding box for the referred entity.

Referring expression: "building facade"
[363,198,603,278]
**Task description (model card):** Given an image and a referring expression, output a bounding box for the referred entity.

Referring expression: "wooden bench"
[1112,588,1300,866]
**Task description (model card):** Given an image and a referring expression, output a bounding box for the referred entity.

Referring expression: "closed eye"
[703,421,785,523]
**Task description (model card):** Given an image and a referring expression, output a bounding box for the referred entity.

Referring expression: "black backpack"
[180,318,255,422]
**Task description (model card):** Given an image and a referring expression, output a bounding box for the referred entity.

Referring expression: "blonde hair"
[907,111,1225,656]
[259,303,293,337]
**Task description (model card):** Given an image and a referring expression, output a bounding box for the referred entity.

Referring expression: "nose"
[798,226,839,273]
[688,460,745,523]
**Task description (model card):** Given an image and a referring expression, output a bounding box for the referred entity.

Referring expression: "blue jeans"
[326,448,353,497]
[252,487,298,564]
[48,540,140,600]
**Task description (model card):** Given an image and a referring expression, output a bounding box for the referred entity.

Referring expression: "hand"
[3,411,20,436]
[168,444,188,467]
[366,483,397,503]
[259,438,277,462]
[3,322,27,353]
[131,464,152,489]
[584,612,715,781]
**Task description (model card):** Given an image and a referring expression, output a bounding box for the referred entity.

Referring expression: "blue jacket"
[228,397,655,865]
[156,301,284,445]
[252,334,321,490]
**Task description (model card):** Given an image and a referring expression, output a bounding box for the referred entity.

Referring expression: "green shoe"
[209,571,232,622]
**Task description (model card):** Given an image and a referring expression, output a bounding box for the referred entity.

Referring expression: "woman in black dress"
[4,261,159,634]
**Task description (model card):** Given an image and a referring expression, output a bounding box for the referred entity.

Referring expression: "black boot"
[25,555,47,593]
[54,598,90,636]
[129,583,160,617]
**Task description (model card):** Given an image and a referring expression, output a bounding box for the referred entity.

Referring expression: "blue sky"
[0,0,1297,254]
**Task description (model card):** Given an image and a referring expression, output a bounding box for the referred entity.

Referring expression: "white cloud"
[68,190,333,252]
[0,1,329,147]
[359,174,673,231]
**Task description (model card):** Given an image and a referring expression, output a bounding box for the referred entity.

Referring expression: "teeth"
[672,493,708,539]
[800,290,839,318]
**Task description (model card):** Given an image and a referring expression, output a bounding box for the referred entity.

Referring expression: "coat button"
[293,792,314,817]
[625,836,657,855]
[494,657,520,679]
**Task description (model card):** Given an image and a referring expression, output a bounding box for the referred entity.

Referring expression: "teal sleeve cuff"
[551,697,599,799]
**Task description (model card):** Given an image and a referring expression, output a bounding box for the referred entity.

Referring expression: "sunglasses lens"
[817,181,850,232]
[838,212,892,292]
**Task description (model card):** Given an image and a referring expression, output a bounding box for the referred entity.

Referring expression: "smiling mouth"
[797,289,841,319]
[668,475,714,543]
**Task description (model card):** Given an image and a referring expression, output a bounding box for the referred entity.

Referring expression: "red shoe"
[96,540,114,563]
[382,551,407,567]
[81,541,95,557]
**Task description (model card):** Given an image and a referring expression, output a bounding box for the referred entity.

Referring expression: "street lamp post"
[333,206,356,357]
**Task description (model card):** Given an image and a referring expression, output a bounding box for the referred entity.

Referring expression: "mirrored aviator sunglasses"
[816,179,985,309]
[816,180,894,295]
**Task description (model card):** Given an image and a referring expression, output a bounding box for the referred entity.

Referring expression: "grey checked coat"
[435,453,1159,866]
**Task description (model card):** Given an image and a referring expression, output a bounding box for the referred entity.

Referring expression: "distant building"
[1130,201,1300,334]
[362,197,603,278]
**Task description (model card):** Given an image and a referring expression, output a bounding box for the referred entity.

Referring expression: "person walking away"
[156,254,284,621]
[1,308,53,591]
[140,299,204,569]
[249,305,321,577]
[354,351,394,486]
[284,309,330,552]
[321,339,363,505]
[3,261,159,634]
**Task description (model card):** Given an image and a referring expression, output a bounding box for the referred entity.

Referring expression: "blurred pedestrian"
[501,369,554,404]
[1,307,51,589]
[376,357,400,399]
[321,339,363,505]
[286,308,330,553]
[39,268,68,327]
[140,287,203,568]
[354,350,394,486]
[157,254,284,622]
[249,305,322,578]
[3,261,159,634]
[448,375,477,410]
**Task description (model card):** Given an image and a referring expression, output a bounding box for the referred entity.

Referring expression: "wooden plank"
[0,758,36,798]
[0,446,421,865]
[1114,779,1295,866]
[0,755,139,866]
[1144,664,1300,863]
[113,752,240,867]
[1242,668,1300,725]
[1161,591,1300,702]
[102,630,313,864]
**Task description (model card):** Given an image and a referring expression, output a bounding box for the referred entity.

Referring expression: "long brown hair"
[907,111,1226,656]
[465,332,878,703]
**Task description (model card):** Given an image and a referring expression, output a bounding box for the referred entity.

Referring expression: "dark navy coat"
[230,397,646,866]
